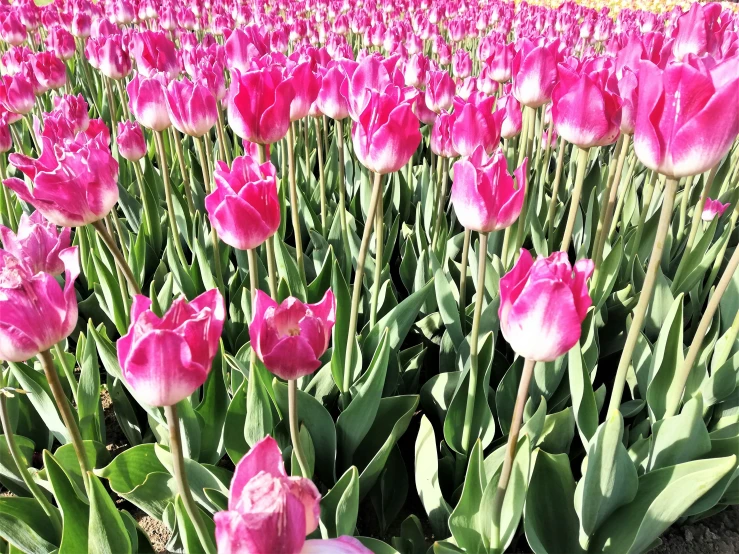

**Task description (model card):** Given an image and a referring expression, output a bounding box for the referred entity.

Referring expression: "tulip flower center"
[271,300,311,339]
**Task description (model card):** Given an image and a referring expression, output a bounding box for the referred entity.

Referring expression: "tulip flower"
[0,13,26,46]
[672,3,716,61]
[316,59,357,121]
[450,95,504,157]
[165,77,217,137]
[97,35,133,80]
[486,40,515,83]
[132,30,180,79]
[702,198,730,222]
[224,26,268,73]
[552,67,621,148]
[205,154,280,251]
[634,58,739,178]
[0,211,71,275]
[227,64,295,145]
[617,67,638,135]
[498,93,523,139]
[431,112,458,158]
[117,121,146,162]
[351,87,421,175]
[451,147,527,233]
[0,114,11,153]
[500,249,594,362]
[0,247,79,362]
[46,26,76,60]
[51,94,90,133]
[31,52,67,91]
[287,60,321,122]
[250,289,335,380]
[4,132,119,227]
[511,40,559,108]
[0,74,35,116]
[127,72,171,132]
[215,436,371,554]
[425,69,455,113]
[452,49,472,79]
[117,289,225,407]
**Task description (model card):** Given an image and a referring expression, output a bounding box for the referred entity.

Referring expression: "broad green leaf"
[88,473,132,554]
[647,397,711,471]
[449,440,486,553]
[224,380,248,464]
[646,294,685,421]
[414,415,451,539]
[320,466,360,538]
[174,495,216,554]
[430,252,464,349]
[357,537,402,554]
[569,341,598,449]
[44,451,88,554]
[78,327,103,443]
[0,498,58,554]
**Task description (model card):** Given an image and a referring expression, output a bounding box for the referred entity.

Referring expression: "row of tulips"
[1,0,739,553]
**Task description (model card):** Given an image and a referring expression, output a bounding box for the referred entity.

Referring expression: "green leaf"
[243,356,275,448]
[647,397,711,471]
[575,412,638,540]
[174,495,216,554]
[449,440,486,553]
[414,415,451,539]
[430,252,463,349]
[223,380,248,464]
[336,330,390,471]
[538,407,575,454]
[589,455,736,554]
[79,326,103,443]
[320,465,360,539]
[524,451,585,554]
[330,257,355,391]
[44,451,88,554]
[275,238,307,301]
[91,248,128,335]
[37,440,110,498]
[369,445,408,534]
[568,340,598,449]
[592,237,623,309]
[357,537,402,554]
[88,473,133,554]
[646,294,685,421]
[0,498,58,554]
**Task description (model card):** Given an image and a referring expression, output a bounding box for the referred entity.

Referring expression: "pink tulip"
[451,95,504,157]
[97,34,132,80]
[117,289,225,407]
[452,49,472,79]
[672,3,717,61]
[0,114,11,153]
[316,59,357,121]
[227,64,295,145]
[451,146,527,232]
[117,121,147,162]
[617,68,638,135]
[127,72,171,132]
[425,70,455,113]
[487,40,515,83]
[500,250,593,362]
[4,131,119,227]
[552,67,621,148]
[512,40,559,108]
[498,93,523,139]
[165,77,217,138]
[46,26,76,60]
[70,12,91,39]
[215,436,371,554]
[404,53,430,88]
[52,94,90,133]
[31,52,67,91]
[351,87,421,175]
[0,247,79,362]
[224,27,268,73]
[0,74,35,115]
[702,198,730,222]
[132,30,180,79]
[0,211,71,276]
[287,60,321,122]
[0,13,27,46]
[250,289,335,380]
[205,154,280,251]
[634,58,739,178]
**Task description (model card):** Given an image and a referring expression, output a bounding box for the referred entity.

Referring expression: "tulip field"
[2,0,739,552]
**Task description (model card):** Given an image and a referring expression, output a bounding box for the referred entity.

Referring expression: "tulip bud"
[0,211,72,275]
[127,72,172,132]
[165,77,217,137]
[117,121,147,162]
[316,59,357,121]
[425,70,455,113]
[702,198,730,222]
[500,250,593,362]
[431,112,458,158]
[0,74,35,115]
[117,290,225,407]
[98,35,133,80]
[512,40,559,108]
[250,289,336,380]
[0,247,79,362]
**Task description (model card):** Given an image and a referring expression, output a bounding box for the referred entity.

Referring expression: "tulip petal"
[300,537,373,554]
[230,436,286,510]
[250,289,277,360]
[261,335,322,380]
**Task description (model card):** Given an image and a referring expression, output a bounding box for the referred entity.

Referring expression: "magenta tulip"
[165,77,217,137]
[511,40,559,108]
[97,34,133,80]
[500,250,593,362]
[127,72,171,132]
[425,69,455,113]
[227,64,295,145]
[51,94,90,133]
[286,60,321,122]
[498,93,523,139]
[117,289,225,407]
[46,26,76,61]
[0,114,11,152]
[205,155,281,251]
[117,121,147,162]
[617,68,638,136]
[0,247,79,362]
[0,211,71,275]
[31,52,67,91]
[214,436,371,554]
[4,132,119,227]
[132,30,180,79]
[451,95,504,157]
[0,74,35,115]
[702,198,730,222]
[0,13,26,47]
[634,58,739,178]
[250,289,335,380]
[451,146,527,232]
[316,59,357,121]
[431,112,458,158]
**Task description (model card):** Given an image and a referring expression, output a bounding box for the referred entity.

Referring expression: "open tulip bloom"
[1,2,739,553]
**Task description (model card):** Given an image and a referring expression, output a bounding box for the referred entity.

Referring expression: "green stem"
[0,156,17,231]
[38,350,91,494]
[608,153,637,241]
[256,144,279,299]
[314,118,327,234]
[369,174,384,328]
[195,137,225,293]
[288,379,310,477]
[54,343,78,405]
[432,158,449,250]
[608,177,679,415]
[665,244,739,418]
[171,128,195,216]
[561,146,589,253]
[91,220,141,295]
[132,161,152,235]
[342,171,383,393]
[104,77,118,148]
[214,106,229,163]
[286,124,306,287]
[154,130,189,269]
[514,106,537,253]
[676,175,694,245]
[164,404,217,554]
[627,171,658,266]
[685,165,718,254]
[593,134,629,270]
[114,79,130,120]
[546,137,567,249]
[460,232,489,456]
[490,357,536,547]
[336,119,351,275]
[459,228,471,335]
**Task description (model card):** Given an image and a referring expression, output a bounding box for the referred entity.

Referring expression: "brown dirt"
[134,510,172,553]
[101,387,129,457]
[653,506,739,554]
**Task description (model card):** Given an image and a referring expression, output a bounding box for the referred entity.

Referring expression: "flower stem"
[154,130,189,270]
[546,137,567,249]
[431,157,449,250]
[684,165,718,254]
[701,202,739,303]
[314,118,327,234]
[54,343,78,405]
[627,170,658,267]
[0,374,63,539]
[460,232,489,456]
[676,175,694,245]
[608,177,679,415]
[256,144,279,299]
[288,379,310,477]
[114,80,130,120]
[214,106,229,164]
[490,357,536,547]
[38,349,91,494]
[514,106,537,254]
[335,119,351,275]
[607,153,637,241]
[194,137,225,294]
[286,123,306,287]
[343,171,383,394]
[593,134,629,272]
[91,219,141,295]
[171,128,195,215]
[459,228,471,335]
[369,175,384,328]
[561,146,589,254]
[164,404,217,554]
[665,244,739,418]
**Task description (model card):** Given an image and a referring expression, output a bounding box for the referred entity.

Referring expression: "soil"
[134,510,172,553]
[653,506,739,554]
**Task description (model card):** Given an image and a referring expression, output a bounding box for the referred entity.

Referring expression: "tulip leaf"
[399,238,418,294]
[647,397,711,472]
[369,445,408,534]
[0,434,36,496]
[173,494,216,554]
[78,327,104,444]
[223,380,249,464]
[91,248,128,335]
[449,439,486,552]
[37,440,110,498]
[357,537,402,554]
[568,340,598,449]
[106,373,144,447]
[331,257,359,391]
[414,415,451,539]
[588,455,736,554]
[646,294,685,421]
[275,237,307,301]
[0,498,58,554]
[88,473,133,554]
[320,466,360,539]
[336,330,390,471]
[44,451,88,554]
[430,252,463,350]
[592,236,623,309]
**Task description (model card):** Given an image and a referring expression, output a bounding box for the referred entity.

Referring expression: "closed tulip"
[214,436,371,554]
[451,95,504,157]
[0,247,79,362]
[132,30,180,78]
[46,26,76,61]
[127,72,171,132]
[117,121,147,162]
[316,59,357,121]
[165,77,217,137]
[227,64,295,144]
[4,132,119,227]
[499,250,593,362]
[451,146,527,232]
[52,94,90,133]
[498,92,523,139]
[287,60,321,122]
[205,154,280,250]
[634,58,739,178]
[0,13,26,46]
[0,74,35,115]
[617,68,638,135]
[0,211,71,276]
[425,69,455,113]
[512,40,559,108]
[98,34,132,80]
[117,289,225,407]
[31,52,67,91]
[250,289,335,380]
